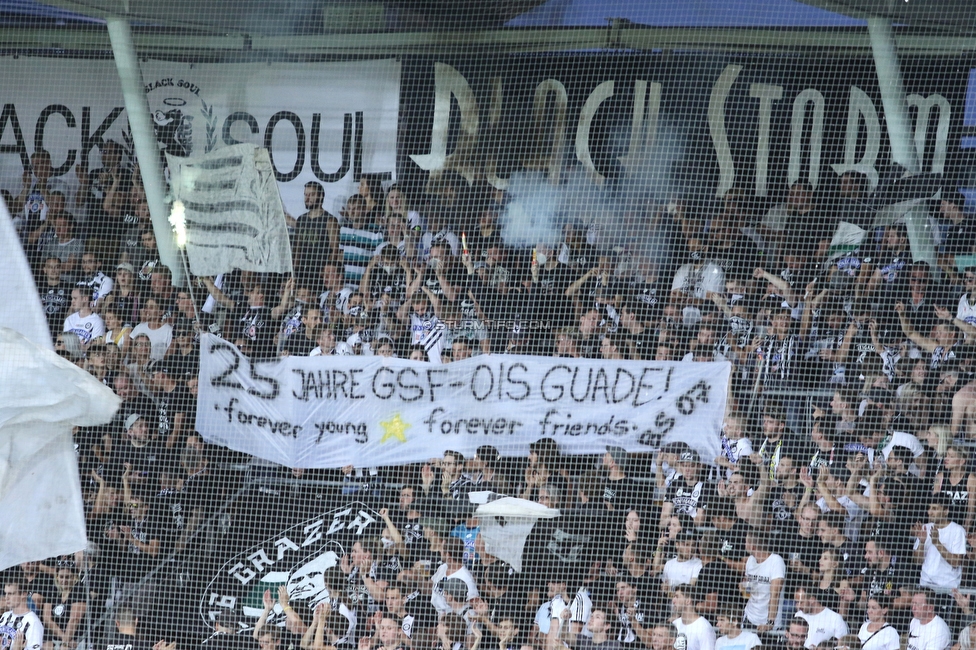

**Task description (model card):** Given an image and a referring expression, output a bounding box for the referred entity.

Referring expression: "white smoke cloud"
[496,116,687,266]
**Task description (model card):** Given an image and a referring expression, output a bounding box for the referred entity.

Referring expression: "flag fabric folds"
[0,197,120,570]
[168,143,295,276]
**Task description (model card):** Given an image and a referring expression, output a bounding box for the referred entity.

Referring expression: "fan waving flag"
[0,196,120,570]
[168,143,294,276]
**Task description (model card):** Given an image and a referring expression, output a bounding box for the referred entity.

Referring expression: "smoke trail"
[496,115,688,268]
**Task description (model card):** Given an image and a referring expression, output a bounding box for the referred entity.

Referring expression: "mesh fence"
[0,5,974,650]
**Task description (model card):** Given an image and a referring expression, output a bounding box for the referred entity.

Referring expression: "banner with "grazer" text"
[196,335,730,468]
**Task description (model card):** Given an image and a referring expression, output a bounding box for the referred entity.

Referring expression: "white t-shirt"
[673,616,716,650]
[0,610,43,650]
[63,311,106,345]
[662,557,704,589]
[715,631,761,650]
[798,607,849,647]
[958,294,976,327]
[882,431,925,460]
[917,521,966,589]
[857,623,900,650]
[743,553,786,628]
[129,322,173,362]
[430,564,479,615]
[908,617,951,650]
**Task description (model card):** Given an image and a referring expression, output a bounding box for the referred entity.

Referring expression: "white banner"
[169,144,294,275]
[196,335,730,468]
[0,58,400,219]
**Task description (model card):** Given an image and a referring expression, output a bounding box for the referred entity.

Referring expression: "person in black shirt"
[166,321,200,377]
[199,278,277,360]
[104,493,162,583]
[529,246,575,329]
[37,257,71,335]
[293,181,340,281]
[602,446,638,513]
[776,503,822,619]
[612,577,653,647]
[419,451,474,519]
[661,449,715,528]
[859,537,914,631]
[938,192,975,283]
[234,282,277,360]
[707,497,749,573]
[42,561,86,650]
[147,361,191,449]
[618,301,657,361]
[345,538,400,618]
[817,510,863,580]
[771,455,806,531]
[694,530,745,625]
[863,222,912,307]
[473,563,524,631]
[103,607,150,650]
[362,248,409,313]
[114,413,162,484]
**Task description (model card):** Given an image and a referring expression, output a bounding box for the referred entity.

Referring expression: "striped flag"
[168,143,294,276]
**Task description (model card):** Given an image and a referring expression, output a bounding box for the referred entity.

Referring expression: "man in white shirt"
[671,584,715,650]
[63,286,105,346]
[127,297,173,362]
[794,583,848,647]
[908,589,951,650]
[0,577,43,650]
[715,607,761,650]
[662,530,704,593]
[914,496,966,589]
[429,538,478,616]
[743,531,785,632]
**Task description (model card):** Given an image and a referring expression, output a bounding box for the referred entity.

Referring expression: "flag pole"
[106,16,184,288]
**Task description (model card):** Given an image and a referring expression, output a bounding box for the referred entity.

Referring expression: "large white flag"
[169,143,294,276]
[0,197,120,570]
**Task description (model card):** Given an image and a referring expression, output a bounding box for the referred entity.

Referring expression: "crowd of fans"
[4,142,976,650]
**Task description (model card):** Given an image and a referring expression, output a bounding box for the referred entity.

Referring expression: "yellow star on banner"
[379,413,411,443]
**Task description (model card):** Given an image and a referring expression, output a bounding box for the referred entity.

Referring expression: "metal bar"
[106,16,185,287]
[4,27,976,57]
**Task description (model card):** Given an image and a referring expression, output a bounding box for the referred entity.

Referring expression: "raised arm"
[937,305,976,340]
[422,286,443,318]
[360,255,379,296]
[397,271,424,324]
[272,277,296,320]
[253,589,276,640]
[565,268,597,297]
[895,302,938,353]
[754,267,797,306]
[200,276,236,310]
[799,282,828,339]
[278,585,309,636]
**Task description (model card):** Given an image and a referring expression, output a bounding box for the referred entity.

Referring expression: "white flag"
[0,197,120,570]
[168,143,294,276]
[475,497,559,572]
[827,220,866,261]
